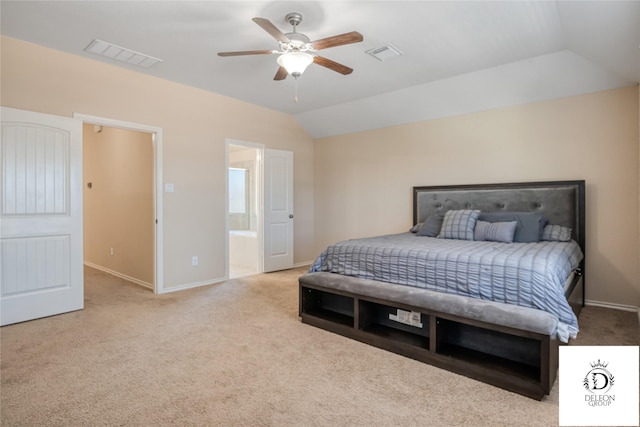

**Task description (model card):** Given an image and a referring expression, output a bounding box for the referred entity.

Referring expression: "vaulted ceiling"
[2,1,639,138]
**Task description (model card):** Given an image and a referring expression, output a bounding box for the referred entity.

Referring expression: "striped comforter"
[309,233,583,341]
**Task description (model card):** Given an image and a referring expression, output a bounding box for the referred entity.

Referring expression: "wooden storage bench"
[299,272,560,400]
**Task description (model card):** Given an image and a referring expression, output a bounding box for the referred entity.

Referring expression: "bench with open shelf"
[299,280,557,400]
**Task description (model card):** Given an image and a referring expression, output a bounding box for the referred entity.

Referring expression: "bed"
[299,180,585,399]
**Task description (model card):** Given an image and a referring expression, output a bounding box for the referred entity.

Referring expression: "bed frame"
[299,180,585,400]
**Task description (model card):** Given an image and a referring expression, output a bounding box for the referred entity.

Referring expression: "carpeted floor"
[1,266,638,426]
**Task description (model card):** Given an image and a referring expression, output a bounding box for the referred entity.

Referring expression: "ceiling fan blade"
[252,17,290,43]
[218,50,275,57]
[311,31,363,51]
[313,56,353,75]
[274,66,288,81]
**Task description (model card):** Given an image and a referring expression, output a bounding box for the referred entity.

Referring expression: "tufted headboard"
[413,180,585,256]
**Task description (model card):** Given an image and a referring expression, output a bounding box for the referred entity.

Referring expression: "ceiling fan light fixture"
[277,51,314,77]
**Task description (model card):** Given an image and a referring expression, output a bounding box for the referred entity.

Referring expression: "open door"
[1,107,84,325]
[263,149,293,272]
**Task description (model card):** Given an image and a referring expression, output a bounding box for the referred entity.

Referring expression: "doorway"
[227,141,262,278]
[83,124,154,290]
[75,113,164,293]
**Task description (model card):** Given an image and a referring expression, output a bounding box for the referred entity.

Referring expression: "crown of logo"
[590,359,609,369]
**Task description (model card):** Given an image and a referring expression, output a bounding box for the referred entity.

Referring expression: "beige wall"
[315,86,640,308]
[1,36,315,290]
[83,124,154,286]
[3,35,639,309]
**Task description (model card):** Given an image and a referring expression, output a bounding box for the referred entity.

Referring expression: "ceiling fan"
[218,12,363,81]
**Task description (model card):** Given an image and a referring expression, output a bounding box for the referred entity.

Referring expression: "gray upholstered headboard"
[413,180,585,255]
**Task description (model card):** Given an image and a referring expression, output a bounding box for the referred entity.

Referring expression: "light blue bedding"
[309,232,583,341]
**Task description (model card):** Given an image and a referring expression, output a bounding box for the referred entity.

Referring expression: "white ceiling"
[2,1,639,138]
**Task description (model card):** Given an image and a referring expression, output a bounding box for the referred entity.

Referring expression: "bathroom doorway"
[227,141,262,278]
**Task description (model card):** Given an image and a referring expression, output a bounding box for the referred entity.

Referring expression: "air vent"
[84,39,162,68]
[366,43,403,62]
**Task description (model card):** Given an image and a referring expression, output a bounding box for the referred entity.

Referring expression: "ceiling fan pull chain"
[294,78,299,103]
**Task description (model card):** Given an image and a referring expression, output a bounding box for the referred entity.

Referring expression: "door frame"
[225,138,264,278]
[74,113,164,293]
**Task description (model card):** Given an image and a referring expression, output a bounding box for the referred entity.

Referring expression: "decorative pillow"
[416,213,445,237]
[438,209,480,240]
[541,224,572,242]
[410,223,423,233]
[474,220,517,243]
[477,211,547,243]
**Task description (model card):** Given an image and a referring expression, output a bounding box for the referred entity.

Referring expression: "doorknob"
[289,214,294,218]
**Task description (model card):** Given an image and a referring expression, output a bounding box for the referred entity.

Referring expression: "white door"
[263,149,293,272]
[1,107,84,325]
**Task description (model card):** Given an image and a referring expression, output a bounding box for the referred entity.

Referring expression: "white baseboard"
[158,263,311,295]
[585,300,640,327]
[83,265,640,327]
[293,261,313,269]
[158,277,226,294]
[84,262,154,291]
[585,299,639,314]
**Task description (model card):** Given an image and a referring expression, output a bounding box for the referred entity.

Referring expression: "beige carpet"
[1,266,638,426]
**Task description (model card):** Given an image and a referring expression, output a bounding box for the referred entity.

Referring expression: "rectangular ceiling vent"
[366,43,403,62]
[84,39,162,68]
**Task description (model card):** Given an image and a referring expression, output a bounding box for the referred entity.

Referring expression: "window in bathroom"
[229,167,250,230]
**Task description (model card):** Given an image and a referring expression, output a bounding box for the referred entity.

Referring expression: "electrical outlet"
[192,256,198,266]
[110,247,114,256]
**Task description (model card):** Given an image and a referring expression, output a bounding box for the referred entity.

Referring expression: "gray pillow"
[410,223,422,233]
[477,211,546,243]
[541,224,572,242]
[438,209,480,240]
[474,220,517,243]
[416,213,444,237]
